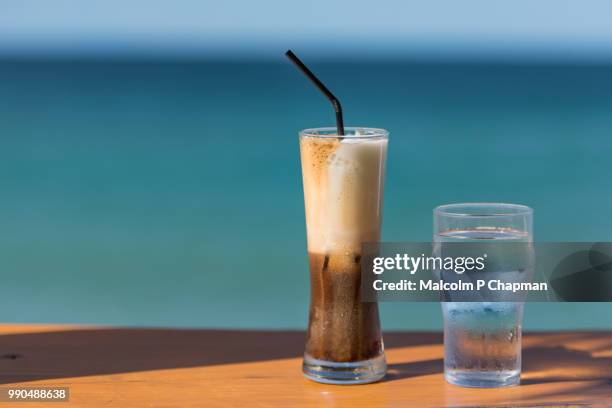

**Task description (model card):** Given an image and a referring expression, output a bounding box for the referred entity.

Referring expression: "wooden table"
[0,325,610,407]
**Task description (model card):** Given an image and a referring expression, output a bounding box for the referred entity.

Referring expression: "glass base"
[445,369,520,388]
[302,354,386,385]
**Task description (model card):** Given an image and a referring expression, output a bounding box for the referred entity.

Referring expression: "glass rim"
[299,127,389,139]
[434,202,533,218]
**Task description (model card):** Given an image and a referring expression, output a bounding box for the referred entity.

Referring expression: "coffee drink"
[299,127,388,384]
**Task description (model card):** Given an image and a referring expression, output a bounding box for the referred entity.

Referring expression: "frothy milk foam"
[300,134,388,255]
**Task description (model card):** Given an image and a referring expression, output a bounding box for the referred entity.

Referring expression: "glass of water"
[434,203,533,388]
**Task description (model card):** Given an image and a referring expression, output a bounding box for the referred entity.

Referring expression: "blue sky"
[1,0,612,59]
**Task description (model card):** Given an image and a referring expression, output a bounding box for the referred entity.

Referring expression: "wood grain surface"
[0,325,609,407]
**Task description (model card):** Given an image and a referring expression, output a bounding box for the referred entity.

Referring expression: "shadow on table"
[0,329,609,385]
[384,332,444,381]
[0,329,441,384]
[522,341,612,385]
[384,332,612,384]
[386,359,443,381]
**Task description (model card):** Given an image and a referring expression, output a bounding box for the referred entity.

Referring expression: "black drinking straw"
[285,50,345,136]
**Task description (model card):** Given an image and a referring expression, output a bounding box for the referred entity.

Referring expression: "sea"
[0,59,610,330]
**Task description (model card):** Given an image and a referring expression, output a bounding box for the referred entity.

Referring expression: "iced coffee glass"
[299,127,388,384]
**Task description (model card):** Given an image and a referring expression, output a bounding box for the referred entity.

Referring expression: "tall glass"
[299,127,388,384]
[434,203,533,388]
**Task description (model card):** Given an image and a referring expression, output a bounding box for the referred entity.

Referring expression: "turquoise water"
[0,60,610,329]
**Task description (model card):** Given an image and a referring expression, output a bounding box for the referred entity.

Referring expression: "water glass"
[434,203,533,388]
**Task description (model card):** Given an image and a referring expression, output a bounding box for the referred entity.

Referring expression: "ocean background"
[0,59,611,330]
